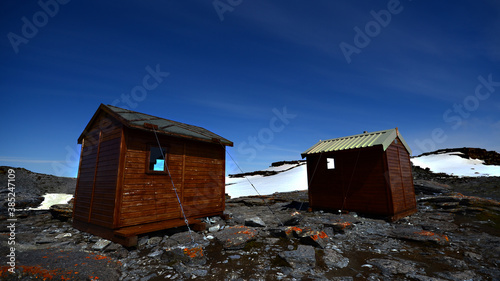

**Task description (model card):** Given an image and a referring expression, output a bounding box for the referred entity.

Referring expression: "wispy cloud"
[492,120,500,130]
[192,99,271,120]
[0,157,65,164]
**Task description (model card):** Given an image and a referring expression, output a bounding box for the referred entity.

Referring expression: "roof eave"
[301,128,413,157]
[396,134,412,156]
[79,104,234,147]
[127,123,234,146]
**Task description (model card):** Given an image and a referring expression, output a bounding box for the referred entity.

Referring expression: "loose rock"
[49,204,72,221]
[323,248,349,268]
[297,228,329,249]
[279,244,316,271]
[92,238,111,251]
[244,216,266,227]
[213,225,258,250]
[390,226,450,245]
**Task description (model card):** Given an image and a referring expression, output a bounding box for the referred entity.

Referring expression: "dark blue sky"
[1,0,499,177]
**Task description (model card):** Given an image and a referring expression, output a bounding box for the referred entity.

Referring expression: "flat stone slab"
[162,231,207,248]
[92,239,111,251]
[367,258,421,276]
[279,245,316,271]
[244,216,266,227]
[214,225,258,250]
[323,249,349,268]
[389,227,450,245]
[324,221,355,234]
[163,242,206,265]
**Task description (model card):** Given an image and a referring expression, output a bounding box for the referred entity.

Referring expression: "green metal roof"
[78,104,233,146]
[301,128,411,157]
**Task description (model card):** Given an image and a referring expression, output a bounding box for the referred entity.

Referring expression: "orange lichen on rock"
[414,230,449,242]
[85,253,116,263]
[229,225,257,236]
[0,265,82,280]
[338,221,351,228]
[452,193,467,199]
[237,229,256,235]
[311,231,328,241]
[285,226,303,236]
[183,246,204,258]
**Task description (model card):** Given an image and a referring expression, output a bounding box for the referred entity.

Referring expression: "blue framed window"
[148,146,167,172]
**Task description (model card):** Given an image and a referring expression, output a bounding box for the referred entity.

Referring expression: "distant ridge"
[0,166,76,209]
[228,160,305,178]
[415,148,500,166]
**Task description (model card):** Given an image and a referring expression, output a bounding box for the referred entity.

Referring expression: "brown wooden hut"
[301,128,416,221]
[73,104,233,246]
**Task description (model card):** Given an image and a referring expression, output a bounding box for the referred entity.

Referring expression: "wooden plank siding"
[119,131,182,227]
[117,129,226,228]
[307,146,391,215]
[385,137,417,219]
[183,141,225,217]
[73,114,122,228]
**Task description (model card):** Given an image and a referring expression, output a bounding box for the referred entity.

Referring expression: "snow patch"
[29,193,73,210]
[226,164,307,198]
[411,152,500,177]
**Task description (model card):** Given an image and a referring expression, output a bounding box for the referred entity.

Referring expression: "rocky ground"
[1,174,500,280]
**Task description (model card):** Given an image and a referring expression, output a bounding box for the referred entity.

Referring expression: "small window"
[327,158,335,170]
[394,139,398,144]
[148,146,167,172]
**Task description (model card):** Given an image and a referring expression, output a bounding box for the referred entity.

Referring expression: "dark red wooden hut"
[73,104,233,246]
[301,128,416,221]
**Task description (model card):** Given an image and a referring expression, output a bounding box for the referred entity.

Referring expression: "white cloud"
[0,157,65,164]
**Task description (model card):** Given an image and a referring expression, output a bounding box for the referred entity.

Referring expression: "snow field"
[29,193,73,210]
[226,164,308,198]
[410,152,500,177]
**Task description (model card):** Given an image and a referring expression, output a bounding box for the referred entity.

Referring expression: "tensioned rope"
[218,141,284,226]
[152,127,196,244]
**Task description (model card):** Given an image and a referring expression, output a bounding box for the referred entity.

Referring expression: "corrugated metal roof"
[301,128,411,157]
[79,104,233,146]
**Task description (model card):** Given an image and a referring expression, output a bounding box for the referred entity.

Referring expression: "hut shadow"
[282,200,309,211]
